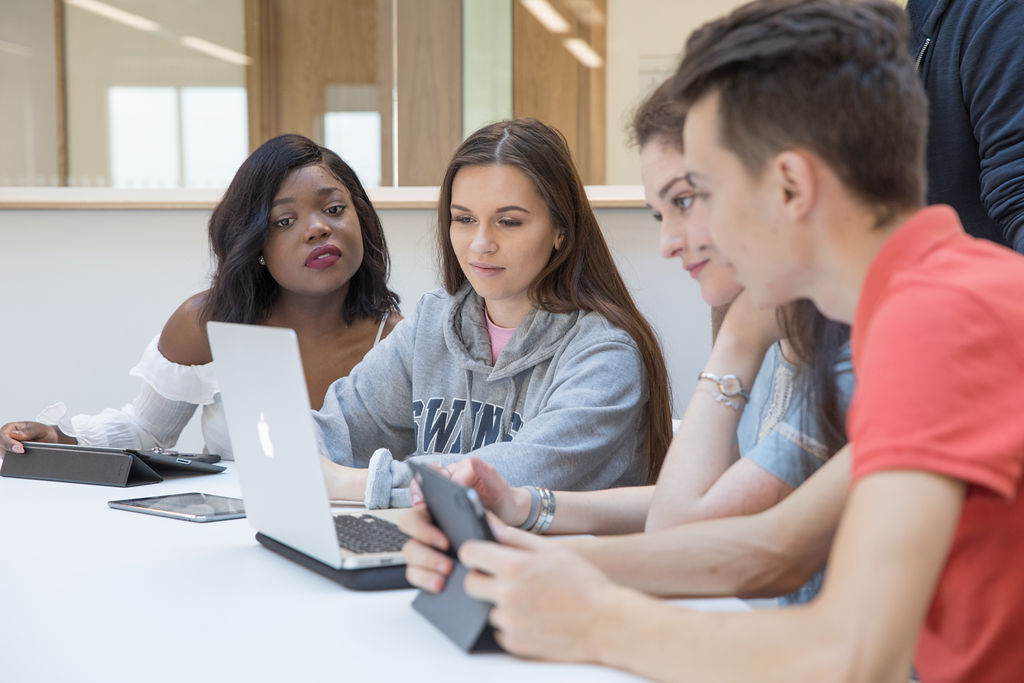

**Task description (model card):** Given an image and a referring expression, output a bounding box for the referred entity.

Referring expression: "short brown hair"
[436,118,673,482]
[629,78,686,151]
[671,0,927,222]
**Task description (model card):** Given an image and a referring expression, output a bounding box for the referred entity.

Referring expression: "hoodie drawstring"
[461,368,473,453]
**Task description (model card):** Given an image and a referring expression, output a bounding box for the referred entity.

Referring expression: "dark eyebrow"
[658,176,692,200]
[449,204,531,214]
[271,187,343,208]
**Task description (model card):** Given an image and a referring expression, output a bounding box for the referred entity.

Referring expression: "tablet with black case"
[0,442,225,487]
[408,462,501,653]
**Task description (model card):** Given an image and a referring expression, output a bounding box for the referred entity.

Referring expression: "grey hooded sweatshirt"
[313,283,650,508]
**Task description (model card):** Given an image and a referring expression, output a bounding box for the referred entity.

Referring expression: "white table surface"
[0,463,752,683]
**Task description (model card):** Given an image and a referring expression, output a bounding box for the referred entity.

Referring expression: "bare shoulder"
[157,292,213,366]
[380,309,403,339]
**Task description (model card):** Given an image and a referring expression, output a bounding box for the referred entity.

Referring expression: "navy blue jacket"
[908,0,1024,252]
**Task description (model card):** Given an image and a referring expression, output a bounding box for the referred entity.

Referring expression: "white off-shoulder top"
[38,315,389,460]
[39,335,230,457]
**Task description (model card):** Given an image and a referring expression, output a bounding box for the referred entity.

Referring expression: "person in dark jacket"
[907,0,1024,252]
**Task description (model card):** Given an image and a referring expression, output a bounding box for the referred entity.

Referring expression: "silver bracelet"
[528,487,556,534]
[517,486,542,530]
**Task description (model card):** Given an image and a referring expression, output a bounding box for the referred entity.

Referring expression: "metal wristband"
[529,487,556,534]
[517,485,542,530]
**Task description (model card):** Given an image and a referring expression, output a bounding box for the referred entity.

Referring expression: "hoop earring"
[258,255,266,266]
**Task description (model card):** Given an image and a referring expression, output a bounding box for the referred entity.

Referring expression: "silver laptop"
[207,321,410,590]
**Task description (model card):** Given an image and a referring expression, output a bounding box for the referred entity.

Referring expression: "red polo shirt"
[849,206,1024,682]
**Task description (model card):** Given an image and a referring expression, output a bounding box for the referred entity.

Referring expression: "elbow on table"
[791,609,915,683]
[733,517,828,599]
[733,558,816,599]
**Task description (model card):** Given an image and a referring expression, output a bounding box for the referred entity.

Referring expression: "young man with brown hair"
[448,1,1024,680]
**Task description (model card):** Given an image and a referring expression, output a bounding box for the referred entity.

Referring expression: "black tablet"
[130,450,225,473]
[10,442,226,474]
[407,462,501,652]
[108,492,245,522]
[409,462,495,552]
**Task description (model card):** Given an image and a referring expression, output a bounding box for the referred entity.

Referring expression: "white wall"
[0,205,708,452]
[605,0,749,184]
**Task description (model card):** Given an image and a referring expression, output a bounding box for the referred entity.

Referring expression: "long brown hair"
[436,118,672,482]
[631,81,849,458]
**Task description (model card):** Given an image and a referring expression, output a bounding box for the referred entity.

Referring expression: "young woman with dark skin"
[0,134,400,458]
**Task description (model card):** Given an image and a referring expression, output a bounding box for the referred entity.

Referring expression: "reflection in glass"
[182,87,248,188]
[0,1,59,186]
[325,112,383,190]
[107,86,247,189]
[462,0,513,139]
[324,83,383,189]
[0,0,752,191]
[64,0,246,188]
[108,87,179,188]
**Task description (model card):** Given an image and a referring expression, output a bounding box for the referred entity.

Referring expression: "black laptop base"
[255,532,411,591]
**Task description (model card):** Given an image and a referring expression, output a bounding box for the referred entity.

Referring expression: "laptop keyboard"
[333,514,410,554]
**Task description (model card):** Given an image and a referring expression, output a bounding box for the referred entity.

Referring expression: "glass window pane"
[0,0,765,190]
[181,86,248,188]
[462,0,513,138]
[64,0,246,187]
[324,111,383,189]
[108,86,179,188]
[0,1,59,186]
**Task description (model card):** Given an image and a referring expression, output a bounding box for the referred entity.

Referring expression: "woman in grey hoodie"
[316,118,673,509]
[402,80,854,607]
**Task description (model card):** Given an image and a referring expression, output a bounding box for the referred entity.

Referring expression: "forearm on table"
[541,486,654,535]
[576,451,849,597]
[570,509,823,598]
[591,589,850,682]
[321,457,370,501]
[647,337,765,529]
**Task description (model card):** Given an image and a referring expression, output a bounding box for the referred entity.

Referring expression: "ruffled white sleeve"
[37,336,222,452]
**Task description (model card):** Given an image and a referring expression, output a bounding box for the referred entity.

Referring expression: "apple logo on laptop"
[257,412,275,458]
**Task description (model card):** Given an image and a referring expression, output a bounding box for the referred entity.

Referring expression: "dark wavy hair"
[436,118,673,483]
[201,134,399,325]
[631,79,849,458]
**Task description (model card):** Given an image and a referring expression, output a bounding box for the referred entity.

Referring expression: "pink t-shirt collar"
[485,310,517,365]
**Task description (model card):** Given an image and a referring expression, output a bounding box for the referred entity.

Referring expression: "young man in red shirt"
[446,0,1024,680]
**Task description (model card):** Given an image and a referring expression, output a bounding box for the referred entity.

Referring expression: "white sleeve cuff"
[36,402,76,440]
